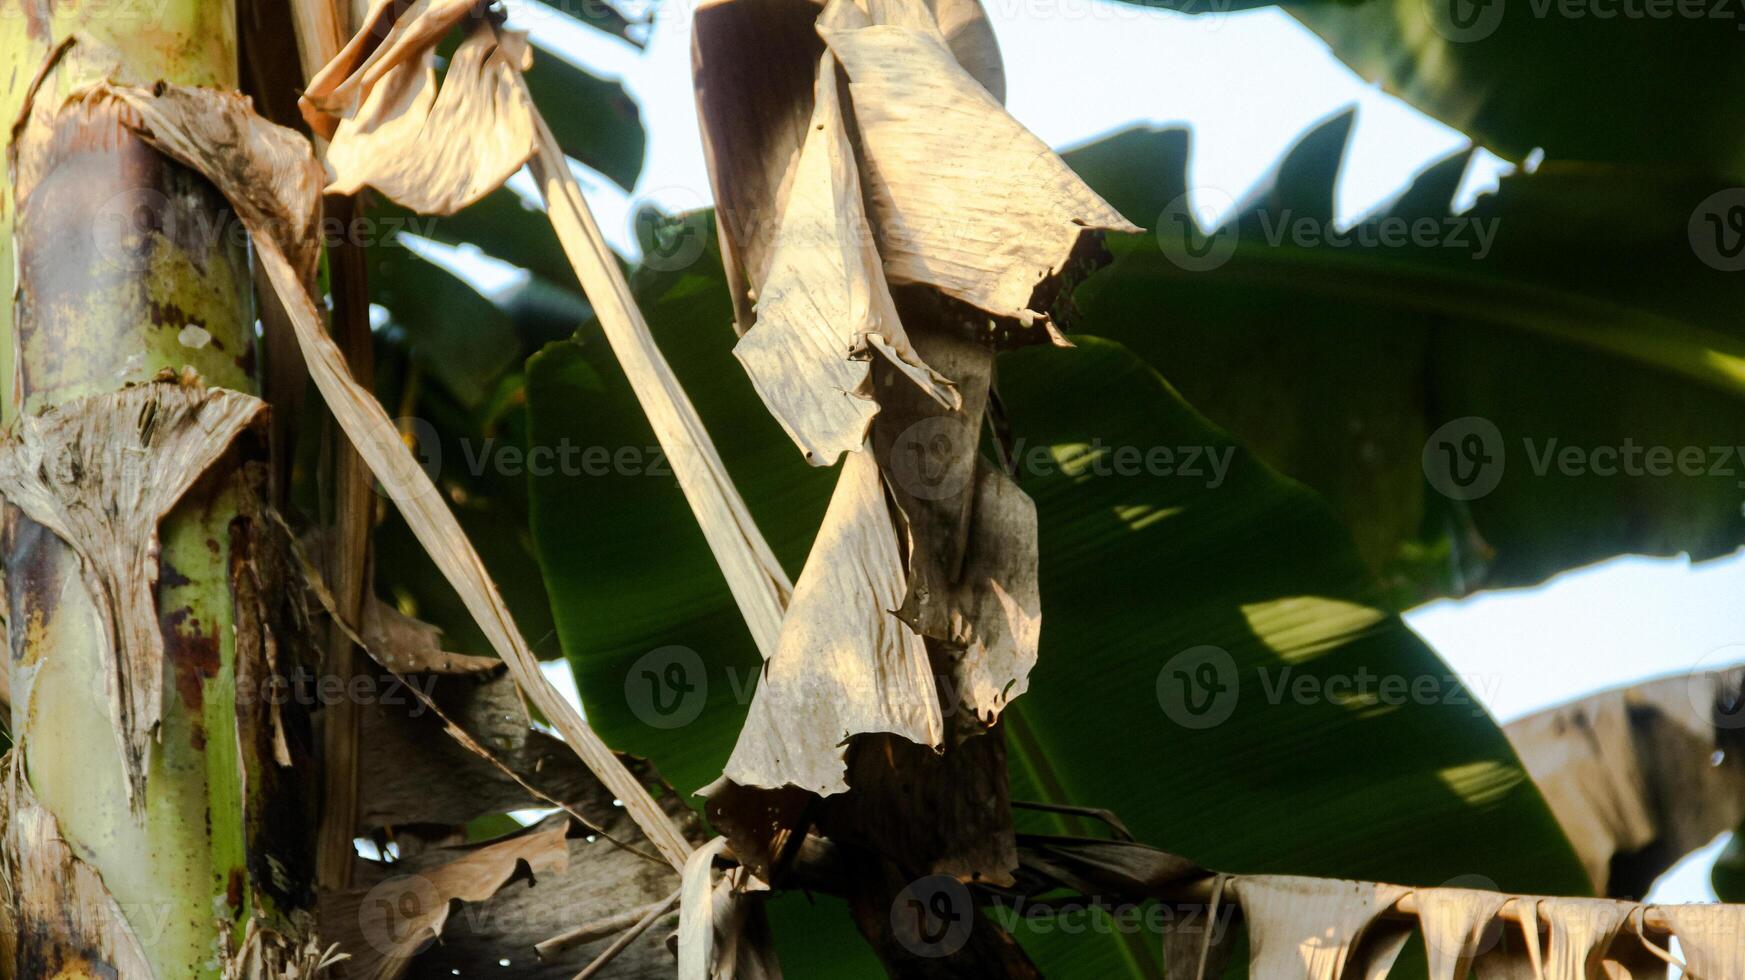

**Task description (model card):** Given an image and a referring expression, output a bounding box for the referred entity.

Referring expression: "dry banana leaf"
[734,50,956,466]
[323,20,539,215]
[1235,875,1412,980]
[108,79,695,871]
[300,0,476,133]
[692,0,1007,330]
[692,0,830,330]
[0,380,265,806]
[1537,897,1630,980]
[1503,666,1745,897]
[817,0,1139,326]
[302,0,536,214]
[927,460,1040,726]
[716,447,942,795]
[395,779,700,978]
[1654,904,1745,979]
[320,819,571,980]
[1416,887,1511,980]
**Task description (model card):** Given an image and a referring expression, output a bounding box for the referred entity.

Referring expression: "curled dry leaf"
[1502,665,1745,897]
[391,779,699,979]
[303,0,537,214]
[717,447,942,795]
[0,379,265,805]
[300,0,478,135]
[319,819,571,980]
[3,769,152,977]
[109,78,695,871]
[818,0,1139,326]
[735,50,956,466]
[324,22,539,215]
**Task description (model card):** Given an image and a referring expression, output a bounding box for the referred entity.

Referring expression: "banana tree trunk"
[0,3,318,976]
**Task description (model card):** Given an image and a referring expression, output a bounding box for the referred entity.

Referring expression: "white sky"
[487,0,1745,904]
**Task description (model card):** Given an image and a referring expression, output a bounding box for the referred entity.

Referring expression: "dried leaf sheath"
[719,448,942,795]
[3,772,152,977]
[0,382,265,804]
[108,80,696,872]
[736,51,957,466]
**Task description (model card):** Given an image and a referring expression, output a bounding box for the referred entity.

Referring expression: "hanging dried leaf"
[1160,877,1239,980]
[1537,897,1630,980]
[735,50,956,466]
[1235,875,1411,980]
[319,819,571,980]
[323,22,539,215]
[692,0,830,330]
[1473,900,1545,980]
[110,79,695,871]
[1416,887,1511,980]
[716,447,942,795]
[1503,666,1745,897]
[0,379,265,804]
[817,0,1139,326]
[928,460,1039,726]
[1657,904,1745,979]
[870,329,993,629]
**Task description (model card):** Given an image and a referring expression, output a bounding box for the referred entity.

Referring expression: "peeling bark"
[0,378,265,803]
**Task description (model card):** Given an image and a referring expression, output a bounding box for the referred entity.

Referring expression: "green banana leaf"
[1114,0,1745,174]
[1062,118,1745,600]
[523,246,1590,976]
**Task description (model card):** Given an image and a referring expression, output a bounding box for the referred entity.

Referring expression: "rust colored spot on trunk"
[226,868,245,910]
[160,604,219,719]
